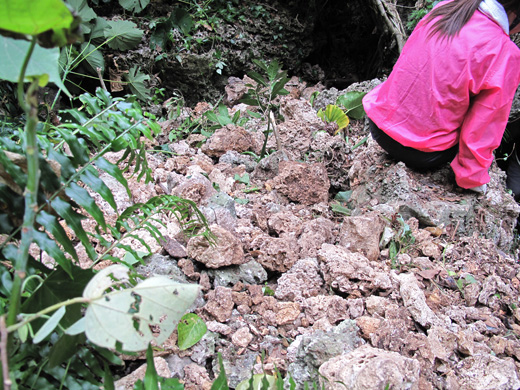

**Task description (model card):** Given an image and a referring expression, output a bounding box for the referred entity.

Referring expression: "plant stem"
[6,37,39,329]
[0,316,11,390]
[6,296,89,334]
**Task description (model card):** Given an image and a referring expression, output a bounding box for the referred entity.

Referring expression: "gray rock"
[208,260,268,287]
[219,150,258,172]
[286,320,362,388]
[165,354,192,379]
[188,331,218,366]
[213,348,258,388]
[136,254,187,283]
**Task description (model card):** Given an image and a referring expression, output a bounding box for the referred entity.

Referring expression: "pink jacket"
[363,8,520,188]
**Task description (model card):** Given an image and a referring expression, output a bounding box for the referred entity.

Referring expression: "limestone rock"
[187,225,246,269]
[201,124,255,158]
[267,161,330,205]
[275,258,324,303]
[319,345,421,390]
[204,286,234,322]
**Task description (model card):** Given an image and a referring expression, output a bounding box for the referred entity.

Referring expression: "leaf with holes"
[83,265,199,351]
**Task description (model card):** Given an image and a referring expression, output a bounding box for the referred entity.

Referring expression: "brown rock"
[250,233,299,273]
[298,217,336,258]
[201,124,255,158]
[232,291,252,307]
[454,354,520,390]
[183,363,212,390]
[337,212,385,261]
[275,302,301,326]
[231,327,254,348]
[161,237,187,258]
[356,316,382,339]
[318,244,392,295]
[204,286,234,322]
[187,225,246,269]
[177,258,200,280]
[267,161,330,205]
[275,258,324,303]
[115,358,170,390]
[303,295,350,325]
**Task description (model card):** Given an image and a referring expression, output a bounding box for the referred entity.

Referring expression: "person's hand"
[468,184,487,194]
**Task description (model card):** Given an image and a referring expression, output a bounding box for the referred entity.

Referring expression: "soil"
[94,75,520,390]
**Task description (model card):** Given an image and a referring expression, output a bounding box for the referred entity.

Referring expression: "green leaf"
[56,127,90,166]
[0,149,27,189]
[95,157,131,198]
[246,71,268,87]
[33,306,66,343]
[65,318,86,336]
[32,231,72,277]
[317,105,350,131]
[79,42,105,73]
[330,202,351,216]
[64,182,106,231]
[36,211,78,262]
[124,66,151,101]
[119,0,150,13]
[22,266,94,327]
[83,265,199,351]
[267,60,280,82]
[236,375,277,390]
[104,20,144,51]
[159,378,184,390]
[211,352,229,390]
[0,36,71,96]
[143,344,159,390]
[0,0,73,35]
[170,8,193,35]
[67,0,96,23]
[104,363,116,390]
[177,313,207,351]
[336,91,367,120]
[80,169,118,212]
[51,196,97,261]
[252,59,269,73]
[335,191,352,203]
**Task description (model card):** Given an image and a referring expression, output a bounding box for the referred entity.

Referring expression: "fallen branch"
[369,0,407,53]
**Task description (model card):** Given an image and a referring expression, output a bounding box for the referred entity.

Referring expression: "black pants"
[368,119,459,170]
[497,118,520,201]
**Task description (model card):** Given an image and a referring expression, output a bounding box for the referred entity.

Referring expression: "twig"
[450,220,460,242]
[97,67,108,92]
[370,0,407,52]
[269,111,282,152]
[0,316,11,390]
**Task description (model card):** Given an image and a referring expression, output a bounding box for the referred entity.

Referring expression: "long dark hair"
[425,0,520,37]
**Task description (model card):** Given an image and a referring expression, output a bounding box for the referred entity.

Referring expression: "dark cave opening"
[301,0,403,89]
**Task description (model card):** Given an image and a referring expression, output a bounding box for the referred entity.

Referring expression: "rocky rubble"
[112,77,520,390]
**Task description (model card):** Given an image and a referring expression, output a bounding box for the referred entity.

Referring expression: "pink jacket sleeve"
[451,48,520,189]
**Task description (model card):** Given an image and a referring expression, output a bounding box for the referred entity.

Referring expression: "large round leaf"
[0,36,71,96]
[0,0,73,36]
[83,265,200,352]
